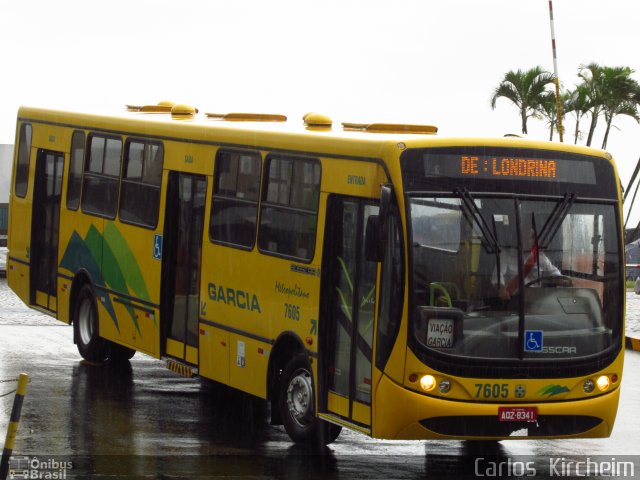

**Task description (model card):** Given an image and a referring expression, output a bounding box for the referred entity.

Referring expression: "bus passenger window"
[119,140,164,228]
[66,131,85,210]
[14,123,32,198]
[210,149,262,248]
[258,155,320,261]
[82,134,122,218]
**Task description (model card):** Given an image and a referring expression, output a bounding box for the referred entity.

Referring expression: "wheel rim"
[285,368,314,427]
[78,297,94,345]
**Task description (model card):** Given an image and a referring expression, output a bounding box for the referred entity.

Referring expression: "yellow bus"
[7,103,624,444]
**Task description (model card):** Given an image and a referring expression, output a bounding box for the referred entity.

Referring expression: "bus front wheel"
[279,353,341,445]
[74,285,108,362]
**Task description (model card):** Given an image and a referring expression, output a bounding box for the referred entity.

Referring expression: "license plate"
[498,406,538,422]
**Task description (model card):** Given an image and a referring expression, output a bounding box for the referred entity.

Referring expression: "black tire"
[317,419,342,446]
[73,285,108,362]
[107,342,136,363]
[279,353,342,445]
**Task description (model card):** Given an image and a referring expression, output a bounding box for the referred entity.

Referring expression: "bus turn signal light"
[420,375,436,392]
[596,375,611,392]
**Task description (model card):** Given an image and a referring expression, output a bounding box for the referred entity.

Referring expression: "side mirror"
[365,215,383,261]
[365,184,395,262]
[379,184,392,225]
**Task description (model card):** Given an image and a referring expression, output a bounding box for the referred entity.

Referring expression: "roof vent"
[206,112,287,122]
[126,101,176,113]
[342,122,437,134]
[303,113,332,128]
[171,104,198,118]
[126,101,199,116]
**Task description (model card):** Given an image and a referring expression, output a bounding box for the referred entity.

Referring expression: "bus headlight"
[596,375,611,392]
[438,379,451,394]
[420,375,436,392]
[583,379,595,393]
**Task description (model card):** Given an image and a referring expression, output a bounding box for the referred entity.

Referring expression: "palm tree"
[490,66,555,134]
[564,84,592,144]
[537,92,562,141]
[599,66,640,149]
[577,63,604,147]
[537,91,575,141]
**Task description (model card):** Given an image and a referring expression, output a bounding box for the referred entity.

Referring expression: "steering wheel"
[525,275,573,288]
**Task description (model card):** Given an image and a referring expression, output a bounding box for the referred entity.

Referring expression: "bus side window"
[258,155,320,261]
[66,131,85,210]
[14,123,32,198]
[81,134,122,219]
[210,149,262,248]
[119,139,164,228]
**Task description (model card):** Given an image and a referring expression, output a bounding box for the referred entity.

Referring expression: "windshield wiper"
[455,188,500,254]
[537,193,576,249]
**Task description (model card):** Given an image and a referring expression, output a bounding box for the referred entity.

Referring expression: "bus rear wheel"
[74,285,108,362]
[279,353,342,445]
[107,342,136,363]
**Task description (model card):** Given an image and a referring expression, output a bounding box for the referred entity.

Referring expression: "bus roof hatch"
[342,122,438,134]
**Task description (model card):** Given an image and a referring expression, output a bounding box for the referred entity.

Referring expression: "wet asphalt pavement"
[1,278,639,479]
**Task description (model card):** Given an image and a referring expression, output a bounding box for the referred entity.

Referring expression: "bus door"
[161,172,207,365]
[322,197,379,427]
[30,149,64,312]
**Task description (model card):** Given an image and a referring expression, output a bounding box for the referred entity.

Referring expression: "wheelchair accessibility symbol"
[153,234,163,260]
[524,330,543,352]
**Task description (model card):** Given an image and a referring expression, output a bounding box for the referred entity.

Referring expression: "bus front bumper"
[373,373,620,440]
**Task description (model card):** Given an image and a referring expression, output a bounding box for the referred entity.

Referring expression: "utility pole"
[548,0,564,142]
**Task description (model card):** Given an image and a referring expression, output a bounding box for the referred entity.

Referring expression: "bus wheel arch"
[70,271,93,337]
[70,273,135,363]
[268,332,341,445]
[267,332,307,426]
[278,352,342,445]
[71,279,108,362]
[279,353,315,439]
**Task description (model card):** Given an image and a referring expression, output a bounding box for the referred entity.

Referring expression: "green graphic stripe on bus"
[101,228,141,336]
[59,224,154,335]
[104,222,150,302]
[537,384,570,397]
[59,229,120,332]
[85,225,104,269]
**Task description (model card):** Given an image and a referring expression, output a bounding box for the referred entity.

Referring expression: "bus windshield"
[401,146,623,367]
[408,194,621,362]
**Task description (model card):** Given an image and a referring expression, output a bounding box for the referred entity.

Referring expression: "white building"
[1,144,13,240]
[0,144,13,204]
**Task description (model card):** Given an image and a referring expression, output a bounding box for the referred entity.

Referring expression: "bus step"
[166,359,197,378]
[317,413,371,436]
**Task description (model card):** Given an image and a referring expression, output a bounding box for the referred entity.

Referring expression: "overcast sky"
[2,0,639,216]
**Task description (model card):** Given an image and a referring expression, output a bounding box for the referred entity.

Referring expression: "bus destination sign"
[461,156,557,179]
[422,153,597,185]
